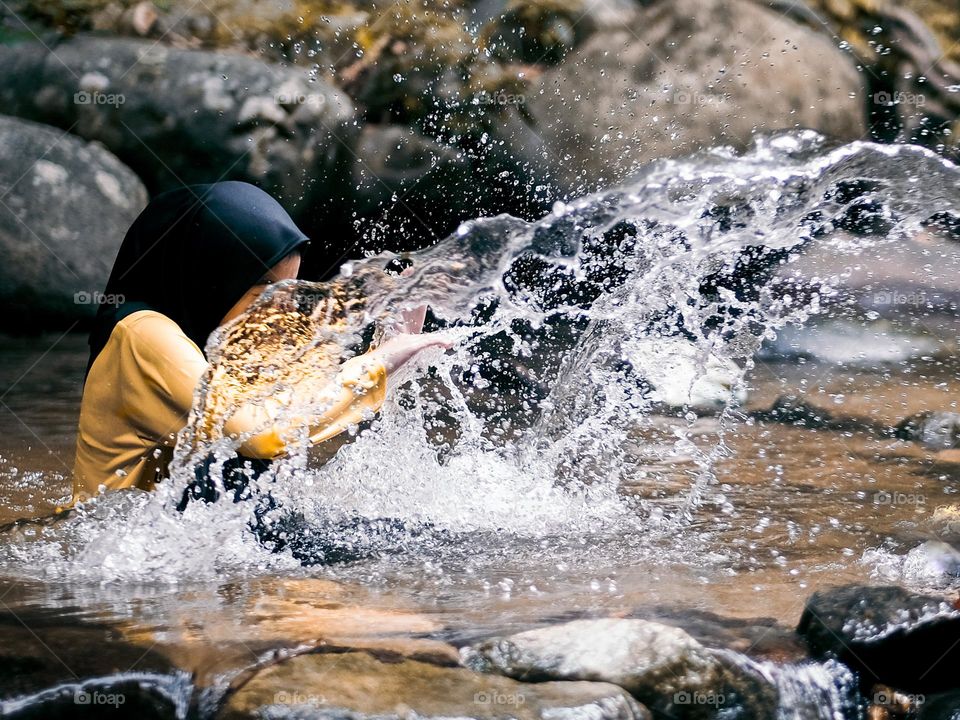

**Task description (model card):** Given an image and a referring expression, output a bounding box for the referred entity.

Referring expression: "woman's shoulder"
[115,310,203,358]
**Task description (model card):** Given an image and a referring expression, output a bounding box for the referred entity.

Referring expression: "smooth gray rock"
[0,114,147,328]
[500,0,866,195]
[218,650,650,719]
[0,36,355,225]
[461,618,778,718]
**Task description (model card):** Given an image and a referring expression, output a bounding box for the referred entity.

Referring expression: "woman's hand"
[398,304,427,335]
[370,332,452,373]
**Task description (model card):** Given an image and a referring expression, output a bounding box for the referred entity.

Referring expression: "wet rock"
[0,36,354,229]
[805,0,960,157]
[481,0,603,65]
[0,114,147,329]
[0,609,191,718]
[218,650,649,719]
[353,125,460,209]
[896,412,960,450]
[753,395,839,429]
[797,584,960,692]
[638,608,808,664]
[621,336,746,412]
[917,689,960,719]
[460,618,778,718]
[350,124,479,252]
[751,395,884,435]
[500,0,866,194]
[764,319,943,367]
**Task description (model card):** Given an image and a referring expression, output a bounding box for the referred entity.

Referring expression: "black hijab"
[88,181,309,372]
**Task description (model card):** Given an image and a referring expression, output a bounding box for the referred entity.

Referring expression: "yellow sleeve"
[124,314,387,460]
[121,314,281,457]
[306,355,388,445]
[222,354,388,458]
[121,313,209,446]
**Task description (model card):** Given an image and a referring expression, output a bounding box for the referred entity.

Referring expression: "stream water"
[2,131,960,716]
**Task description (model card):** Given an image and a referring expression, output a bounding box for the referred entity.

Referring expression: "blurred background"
[0,0,957,331]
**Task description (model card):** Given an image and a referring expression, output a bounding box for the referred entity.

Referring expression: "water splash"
[718,651,860,720]
[3,130,960,581]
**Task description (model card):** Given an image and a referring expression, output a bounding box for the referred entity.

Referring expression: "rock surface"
[219,649,650,719]
[896,412,960,450]
[0,35,354,229]
[797,585,960,692]
[917,689,960,719]
[501,0,867,194]
[0,609,190,718]
[0,114,147,328]
[636,608,808,664]
[460,618,777,717]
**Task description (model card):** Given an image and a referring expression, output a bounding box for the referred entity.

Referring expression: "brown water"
[1,328,958,698]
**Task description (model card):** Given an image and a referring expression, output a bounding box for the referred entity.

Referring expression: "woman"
[73,181,444,508]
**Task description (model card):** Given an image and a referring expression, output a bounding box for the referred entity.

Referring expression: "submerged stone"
[218,650,649,719]
[896,412,960,450]
[0,609,191,718]
[460,618,778,718]
[636,608,808,665]
[797,585,960,693]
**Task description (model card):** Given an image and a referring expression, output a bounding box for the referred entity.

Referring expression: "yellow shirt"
[72,310,386,504]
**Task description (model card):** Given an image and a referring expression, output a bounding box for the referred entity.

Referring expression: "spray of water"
[3,130,960,582]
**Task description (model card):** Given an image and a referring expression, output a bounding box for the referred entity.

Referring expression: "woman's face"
[220,252,302,325]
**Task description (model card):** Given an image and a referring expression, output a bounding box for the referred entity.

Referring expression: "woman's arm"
[126,312,449,460]
[220,332,451,458]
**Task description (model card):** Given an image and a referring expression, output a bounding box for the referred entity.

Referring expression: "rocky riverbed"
[3,577,960,718]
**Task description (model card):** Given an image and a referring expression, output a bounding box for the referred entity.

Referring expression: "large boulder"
[0,35,355,231]
[460,618,778,718]
[797,585,960,693]
[0,114,147,329]
[218,650,649,719]
[498,0,867,194]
